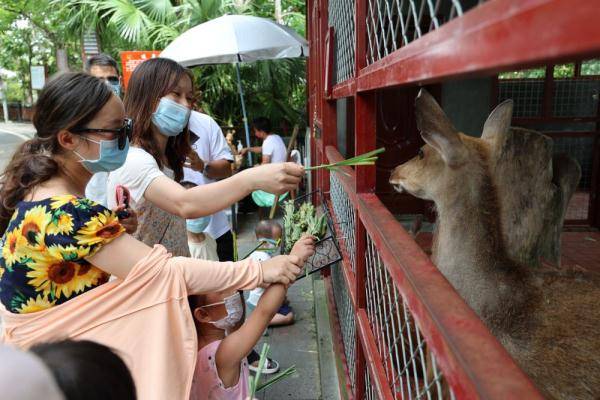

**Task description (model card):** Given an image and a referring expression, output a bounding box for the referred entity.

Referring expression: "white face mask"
[201,293,243,331]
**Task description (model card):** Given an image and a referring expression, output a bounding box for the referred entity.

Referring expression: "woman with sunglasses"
[0,72,311,399]
[106,58,304,257]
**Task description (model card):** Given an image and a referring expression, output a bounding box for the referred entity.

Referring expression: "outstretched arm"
[143,162,303,219]
[215,235,315,379]
[215,283,287,384]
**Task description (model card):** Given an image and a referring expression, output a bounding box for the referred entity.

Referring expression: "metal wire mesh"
[366,0,486,65]
[365,368,379,400]
[552,135,595,191]
[330,172,357,272]
[498,80,545,117]
[365,234,455,399]
[553,80,600,117]
[331,257,357,389]
[328,0,356,83]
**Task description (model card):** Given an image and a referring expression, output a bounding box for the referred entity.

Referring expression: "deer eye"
[418,149,425,159]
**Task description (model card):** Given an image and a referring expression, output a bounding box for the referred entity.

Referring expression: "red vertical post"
[320,0,336,196]
[353,0,373,397]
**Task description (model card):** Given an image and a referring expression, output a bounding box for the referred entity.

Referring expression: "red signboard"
[120,51,161,88]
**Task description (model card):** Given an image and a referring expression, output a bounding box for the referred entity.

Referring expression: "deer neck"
[431,158,529,325]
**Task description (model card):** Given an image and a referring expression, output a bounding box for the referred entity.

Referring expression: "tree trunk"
[275,0,283,23]
[56,47,69,73]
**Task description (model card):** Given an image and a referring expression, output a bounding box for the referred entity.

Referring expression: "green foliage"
[581,59,600,76]
[1,0,307,127]
[283,200,327,253]
[52,0,308,131]
[498,67,546,80]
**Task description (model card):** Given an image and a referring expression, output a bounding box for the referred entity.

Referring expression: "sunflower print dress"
[0,195,125,314]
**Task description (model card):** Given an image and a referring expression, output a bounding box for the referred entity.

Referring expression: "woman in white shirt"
[107,58,303,256]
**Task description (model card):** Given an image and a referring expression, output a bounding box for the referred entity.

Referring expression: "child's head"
[30,340,136,400]
[189,291,243,333]
[255,219,282,241]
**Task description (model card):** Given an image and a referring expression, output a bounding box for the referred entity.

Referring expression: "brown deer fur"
[389,89,600,400]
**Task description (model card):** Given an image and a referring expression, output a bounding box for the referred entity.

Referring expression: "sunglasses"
[72,118,133,150]
[103,76,120,85]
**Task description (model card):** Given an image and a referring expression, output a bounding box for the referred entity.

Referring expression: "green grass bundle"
[304,147,385,173]
[283,200,327,253]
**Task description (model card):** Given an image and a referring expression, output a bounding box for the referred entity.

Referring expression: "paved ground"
[237,211,339,400]
[0,121,35,171]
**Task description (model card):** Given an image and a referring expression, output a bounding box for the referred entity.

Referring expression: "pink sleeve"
[166,256,263,295]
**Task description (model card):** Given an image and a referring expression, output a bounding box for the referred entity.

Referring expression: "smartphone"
[115,185,131,219]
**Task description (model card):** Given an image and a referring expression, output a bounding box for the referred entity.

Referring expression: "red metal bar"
[353,0,371,395]
[354,93,377,193]
[331,78,356,99]
[542,65,554,117]
[357,0,600,92]
[356,310,395,400]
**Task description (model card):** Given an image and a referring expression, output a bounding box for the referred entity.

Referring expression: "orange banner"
[120,51,161,88]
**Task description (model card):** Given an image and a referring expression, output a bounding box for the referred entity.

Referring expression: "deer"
[389,89,600,400]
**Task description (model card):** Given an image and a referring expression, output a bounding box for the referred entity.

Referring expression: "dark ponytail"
[0,72,113,234]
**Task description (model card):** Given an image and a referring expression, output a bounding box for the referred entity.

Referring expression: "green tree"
[57,0,308,131]
[1,0,76,72]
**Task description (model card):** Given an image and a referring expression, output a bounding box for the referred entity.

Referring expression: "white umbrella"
[161,15,308,165]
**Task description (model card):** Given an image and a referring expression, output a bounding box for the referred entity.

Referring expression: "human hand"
[243,162,304,194]
[113,205,138,234]
[261,255,303,286]
[239,148,249,156]
[290,234,316,263]
[186,150,205,172]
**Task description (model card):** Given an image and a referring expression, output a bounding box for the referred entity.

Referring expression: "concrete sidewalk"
[0,121,36,139]
[237,211,340,400]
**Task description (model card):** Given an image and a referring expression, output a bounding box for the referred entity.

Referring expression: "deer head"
[389,89,472,202]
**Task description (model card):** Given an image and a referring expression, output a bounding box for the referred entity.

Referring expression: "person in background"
[84,53,123,208]
[239,117,287,165]
[106,58,304,257]
[0,346,65,400]
[31,340,136,400]
[183,109,235,262]
[247,220,295,329]
[188,235,314,400]
[240,117,289,213]
[182,181,219,261]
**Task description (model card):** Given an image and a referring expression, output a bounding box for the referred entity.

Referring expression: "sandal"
[247,351,280,375]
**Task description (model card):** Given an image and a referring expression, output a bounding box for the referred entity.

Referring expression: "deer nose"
[389,169,404,184]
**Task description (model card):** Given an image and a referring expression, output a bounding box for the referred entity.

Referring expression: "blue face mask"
[74,137,129,173]
[151,97,191,137]
[257,238,280,254]
[186,216,211,233]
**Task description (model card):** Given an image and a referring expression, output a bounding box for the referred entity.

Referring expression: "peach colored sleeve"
[166,256,263,295]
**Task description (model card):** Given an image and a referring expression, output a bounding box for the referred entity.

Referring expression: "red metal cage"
[307,0,600,398]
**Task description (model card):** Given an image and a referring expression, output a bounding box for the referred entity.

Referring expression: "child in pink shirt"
[189,235,315,400]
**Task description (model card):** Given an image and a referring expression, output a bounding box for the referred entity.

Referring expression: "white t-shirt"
[188,235,219,261]
[85,172,109,207]
[246,250,271,307]
[183,111,234,239]
[262,134,287,164]
[106,147,166,209]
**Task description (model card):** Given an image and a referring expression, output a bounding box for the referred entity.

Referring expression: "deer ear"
[415,89,466,167]
[481,100,513,142]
